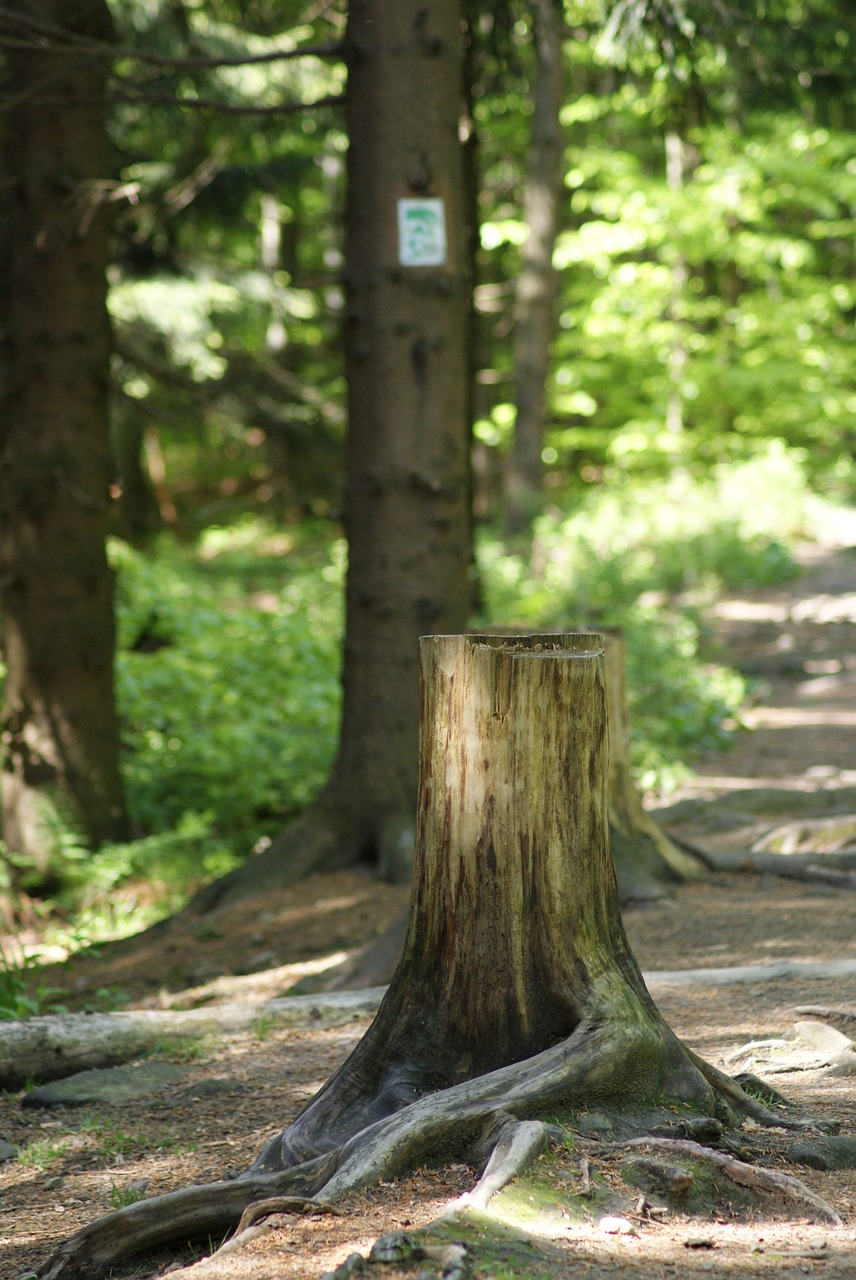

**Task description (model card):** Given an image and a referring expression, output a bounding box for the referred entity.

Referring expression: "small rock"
[0,1140,18,1163]
[22,1063,191,1109]
[319,1253,368,1280]
[575,1112,614,1138]
[369,1231,417,1263]
[599,1215,634,1235]
[786,1136,856,1171]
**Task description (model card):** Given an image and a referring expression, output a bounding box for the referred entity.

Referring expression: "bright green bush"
[113,530,343,847]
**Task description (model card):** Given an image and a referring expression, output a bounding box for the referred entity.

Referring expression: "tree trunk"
[251,633,714,1172]
[0,0,129,882]
[191,0,473,910]
[505,0,565,537]
[111,408,162,545]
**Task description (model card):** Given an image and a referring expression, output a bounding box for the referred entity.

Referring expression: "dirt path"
[2,544,856,1280]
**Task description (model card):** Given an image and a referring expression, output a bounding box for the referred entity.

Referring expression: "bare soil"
[3,543,856,1280]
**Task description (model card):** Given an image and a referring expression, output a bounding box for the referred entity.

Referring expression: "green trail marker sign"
[397,198,447,267]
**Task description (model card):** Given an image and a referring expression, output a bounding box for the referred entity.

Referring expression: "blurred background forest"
[1,0,855,962]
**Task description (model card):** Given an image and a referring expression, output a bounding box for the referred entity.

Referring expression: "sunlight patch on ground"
[743,706,856,728]
[713,600,791,622]
[791,593,856,624]
[161,952,352,1008]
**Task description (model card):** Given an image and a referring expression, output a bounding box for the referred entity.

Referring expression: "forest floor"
[3,541,856,1280]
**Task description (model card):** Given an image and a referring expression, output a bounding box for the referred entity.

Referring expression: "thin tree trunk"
[111,409,162,544]
[0,0,129,880]
[505,0,565,536]
[664,128,689,443]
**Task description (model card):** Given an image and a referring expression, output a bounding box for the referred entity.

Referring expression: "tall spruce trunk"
[330,0,474,881]
[0,0,128,879]
[192,0,473,909]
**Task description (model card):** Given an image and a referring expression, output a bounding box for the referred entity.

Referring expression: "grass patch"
[18,1137,69,1170]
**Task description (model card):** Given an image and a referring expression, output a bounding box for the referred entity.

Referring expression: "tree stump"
[321,627,708,993]
[252,633,716,1172]
[39,635,781,1279]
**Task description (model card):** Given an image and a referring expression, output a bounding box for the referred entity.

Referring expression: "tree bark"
[320,630,708,993]
[191,0,473,910]
[0,0,129,881]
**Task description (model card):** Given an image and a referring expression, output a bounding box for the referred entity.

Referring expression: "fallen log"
[6,959,856,1091]
[0,988,386,1088]
[700,847,856,884]
[646,957,856,988]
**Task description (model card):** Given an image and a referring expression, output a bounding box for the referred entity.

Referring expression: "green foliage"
[113,526,342,839]
[79,1115,139,1159]
[473,9,856,504]
[0,940,66,1020]
[107,0,347,527]
[108,1182,148,1210]
[42,527,344,935]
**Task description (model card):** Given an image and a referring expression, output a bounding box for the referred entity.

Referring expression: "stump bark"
[321,628,708,993]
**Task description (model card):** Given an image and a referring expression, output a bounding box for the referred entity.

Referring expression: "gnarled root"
[582,1136,843,1227]
[37,1016,771,1279]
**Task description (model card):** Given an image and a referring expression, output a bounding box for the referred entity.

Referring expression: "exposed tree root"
[726,1019,856,1077]
[581,1136,844,1227]
[37,1015,795,1279]
[682,1044,831,1130]
[453,1117,551,1211]
[795,1004,856,1029]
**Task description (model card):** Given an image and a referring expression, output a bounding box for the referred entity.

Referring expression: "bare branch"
[109,89,345,116]
[0,8,343,67]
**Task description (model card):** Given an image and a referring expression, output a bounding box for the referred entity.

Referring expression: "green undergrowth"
[0,939,67,1020]
[3,451,846,956]
[476,445,837,789]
